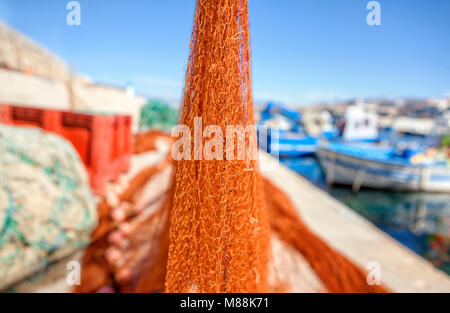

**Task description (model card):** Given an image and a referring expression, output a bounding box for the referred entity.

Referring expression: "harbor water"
[281,156,450,275]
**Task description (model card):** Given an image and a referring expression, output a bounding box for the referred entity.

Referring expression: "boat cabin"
[340,104,378,142]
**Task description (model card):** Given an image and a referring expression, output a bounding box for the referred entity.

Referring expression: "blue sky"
[0,0,449,105]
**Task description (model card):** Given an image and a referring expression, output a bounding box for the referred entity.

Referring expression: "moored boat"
[317,142,450,193]
[265,130,318,157]
[258,101,382,157]
[258,102,319,156]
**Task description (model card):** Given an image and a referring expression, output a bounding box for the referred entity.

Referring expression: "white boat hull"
[317,148,450,193]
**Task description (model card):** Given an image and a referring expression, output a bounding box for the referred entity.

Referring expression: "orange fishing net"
[162,0,270,293]
[265,178,387,293]
[134,130,172,154]
[75,0,388,293]
[74,154,172,293]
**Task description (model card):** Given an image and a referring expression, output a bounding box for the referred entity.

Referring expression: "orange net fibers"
[264,178,387,293]
[74,155,171,293]
[161,0,270,293]
[134,130,172,154]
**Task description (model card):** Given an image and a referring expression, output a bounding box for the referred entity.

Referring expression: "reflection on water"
[280,156,450,274]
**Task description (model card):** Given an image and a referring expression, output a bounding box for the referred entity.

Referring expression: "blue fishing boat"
[317,142,450,193]
[258,102,319,157]
[258,102,381,157]
[263,130,319,157]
